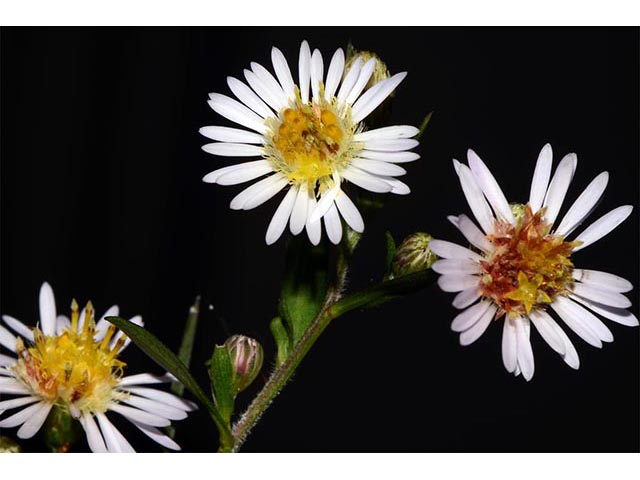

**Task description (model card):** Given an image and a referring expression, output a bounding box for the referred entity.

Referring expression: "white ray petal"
[345,57,376,105]
[432,259,481,275]
[79,413,107,453]
[0,396,40,412]
[271,47,296,100]
[354,125,419,142]
[467,149,515,224]
[570,295,639,327]
[96,412,132,453]
[308,181,341,224]
[514,316,534,381]
[452,287,481,310]
[229,173,284,210]
[305,196,322,246]
[56,315,71,335]
[202,160,272,184]
[0,400,48,428]
[215,162,273,186]
[2,315,33,342]
[342,167,393,193]
[528,309,565,355]
[226,77,273,119]
[529,143,553,212]
[459,304,497,346]
[350,158,407,177]
[428,239,483,262]
[357,150,420,164]
[542,153,577,226]
[119,373,174,387]
[555,172,609,237]
[573,205,633,251]
[0,324,17,352]
[0,354,15,367]
[334,191,364,233]
[265,187,297,246]
[453,214,493,252]
[560,297,614,342]
[451,301,491,332]
[572,269,633,293]
[108,403,171,428]
[122,395,187,421]
[324,48,345,100]
[362,138,419,152]
[570,282,631,309]
[130,420,181,451]
[543,314,580,369]
[0,380,31,395]
[39,281,57,336]
[241,177,289,211]
[437,274,480,292]
[310,49,324,102]
[502,318,518,373]
[352,72,407,123]
[455,162,495,234]
[125,387,197,412]
[550,297,602,348]
[17,401,53,439]
[289,184,309,235]
[383,178,411,195]
[336,57,362,104]
[324,203,342,245]
[201,142,264,158]
[298,40,311,104]
[243,69,284,112]
[250,62,288,108]
[208,93,267,134]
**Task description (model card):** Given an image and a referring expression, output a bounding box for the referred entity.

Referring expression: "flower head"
[430,144,636,381]
[201,40,420,245]
[0,282,195,452]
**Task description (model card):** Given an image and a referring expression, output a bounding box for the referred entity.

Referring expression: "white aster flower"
[200,40,420,245]
[0,282,195,452]
[430,144,637,381]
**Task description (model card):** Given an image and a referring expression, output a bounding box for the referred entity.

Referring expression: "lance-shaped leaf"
[207,346,235,426]
[416,111,433,140]
[385,231,396,274]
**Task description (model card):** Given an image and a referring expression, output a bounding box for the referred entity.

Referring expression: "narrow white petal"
[528,309,565,355]
[250,62,288,108]
[0,396,40,412]
[2,315,34,342]
[229,173,283,210]
[336,57,362,103]
[342,167,393,193]
[573,205,633,251]
[324,203,343,245]
[243,69,282,112]
[0,324,17,352]
[96,412,129,453]
[358,150,420,163]
[130,420,181,451]
[122,395,187,421]
[215,162,273,186]
[298,40,311,104]
[570,295,639,327]
[310,49,324,102]
[550,297,602,348]
[453,214,493,252]
[0,354,15,367]
[354,125,419,142]
[39,281,57,336]
[459,304,497,346]
[572,269,633,293]
[529,143,553,212]
[383,178,411,195]
[202,160,272,184]
[362,138,419,152]
[265,187,297,245]
[451,301,491,332]
[555,172,609,237]
[56,315,71,335]
[570,282,631,309]
[352,72,407,123]
[108,403,171,428]
[125,387,197,412]
[324,48,345,100]
[289,184,309,235]
[226,77,273,119]
[467,149,515,224]
[351,158,407,177]
[334,191,364,233]
[202,142,264,158]
[514,316,534,381]
[345,57,376,105]
[542,153,577,226]
[119,373,174,387]
[561,297,614,342]
[305,196,322,246]
[79,413,107,453]
[242,178,288,211]
[455,162,495,234]
[452,287,481,310]
[428,239,483,262]
[271,47,296,100]
[543,315,580,369]
[432,259,480,275]
[309,181,340,224]
[502,318,518,373]
[437,274,480,292]
[0,380,31,395]
[0,400,47,428]
[208,93,267,134]
[17,401,53,439]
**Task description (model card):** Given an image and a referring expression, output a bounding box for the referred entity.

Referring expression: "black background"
[1,28,638,452]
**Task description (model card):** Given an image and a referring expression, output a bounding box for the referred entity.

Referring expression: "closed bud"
[224,335,264,393]
[392,232,437,278]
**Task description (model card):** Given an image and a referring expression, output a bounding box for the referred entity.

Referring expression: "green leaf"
[416,111,433,140]
[105,316,233,449]
[171,296,201,399]
[207,346,235,426]
[270,316,291,367]
[278,236,329,345]
[385,231,396,273]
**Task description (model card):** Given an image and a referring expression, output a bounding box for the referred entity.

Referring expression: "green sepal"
[206,346,235,426]
[278,236,329,345]
[105,316,233,450]
[270,316,291,367]
[385,231,396,274]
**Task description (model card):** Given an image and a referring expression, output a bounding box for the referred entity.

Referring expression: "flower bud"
[392,232,437,278]
[224,335,264,393]
[345,49,391,89]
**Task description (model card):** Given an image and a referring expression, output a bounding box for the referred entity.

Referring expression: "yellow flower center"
[267,97,356,190]
[480,205,580,317]
[13,300,126,414]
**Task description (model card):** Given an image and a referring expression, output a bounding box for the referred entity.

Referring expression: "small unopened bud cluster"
[224,335,264,393]
[392,232,437,278]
